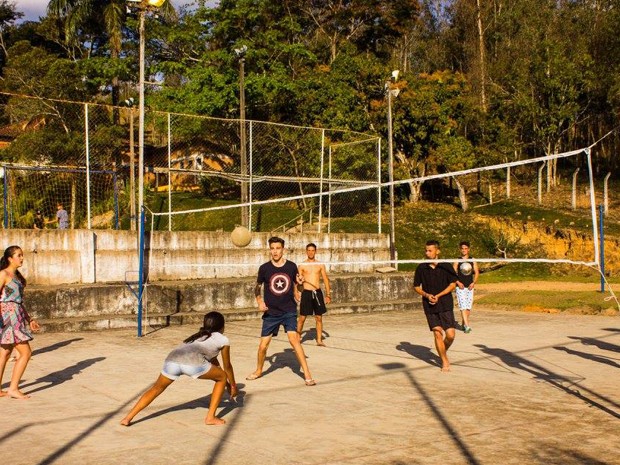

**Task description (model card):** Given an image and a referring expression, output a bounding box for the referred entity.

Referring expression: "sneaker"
[464,325,472,334]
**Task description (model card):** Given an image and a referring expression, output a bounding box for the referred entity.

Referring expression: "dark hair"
[268,236,285,247]
[1,246,26,286]
[425,240,440,248]
[184,311,225,343]
[459,241,470,247]
[306,243,317,250]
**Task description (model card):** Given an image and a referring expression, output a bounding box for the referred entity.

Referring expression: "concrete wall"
[0,229,390,285]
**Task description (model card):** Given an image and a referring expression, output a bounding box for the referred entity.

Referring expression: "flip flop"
[245,373,261,381]
[304,378,316,386]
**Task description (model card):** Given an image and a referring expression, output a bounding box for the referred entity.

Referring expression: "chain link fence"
[0,93,381,233]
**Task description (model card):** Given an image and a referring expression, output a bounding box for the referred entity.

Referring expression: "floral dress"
[0,277,33,344]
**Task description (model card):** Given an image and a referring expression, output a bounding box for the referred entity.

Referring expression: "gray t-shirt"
[164,332,229,366]
[57,209,69,229]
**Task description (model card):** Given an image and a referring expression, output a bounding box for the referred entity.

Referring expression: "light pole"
[386,70,400,265]
[127,0,165,220]
[127,0,165,337]
[235,45,249,228]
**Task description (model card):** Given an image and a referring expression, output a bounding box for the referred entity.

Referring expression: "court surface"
[2,307,619,465]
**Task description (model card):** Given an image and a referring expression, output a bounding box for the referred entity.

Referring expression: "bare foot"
[205,417,226,426]
[245,372,261,381]
[120,418,132,426]
[0,391,6,397]
[7,390,30,399]
[441,365,451,372]
[316,341,326,347]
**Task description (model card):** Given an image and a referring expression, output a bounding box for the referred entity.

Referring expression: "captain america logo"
[269,272,291,296]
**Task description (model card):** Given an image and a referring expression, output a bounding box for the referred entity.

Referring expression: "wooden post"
[506,166,511,199]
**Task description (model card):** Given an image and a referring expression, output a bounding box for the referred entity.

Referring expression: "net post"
[137,206,146,337]
[585,148,599,266]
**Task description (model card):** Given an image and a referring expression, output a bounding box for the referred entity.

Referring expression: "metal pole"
[114,166,119,229]
[167,112,172,231]
[249,121,253,230]
[603,172,611,215]
[85,103,92,229]
[387,89,396,264]
[137,206,146,337]
[377,138,382,234]
[599,204,605,293]
[129,107,136,231]
[328,145,332,234]
[239,57,248,227]
[318,129,325,232]
[3,166,8,228]
[586,149,599,266]
[138,7,146,233]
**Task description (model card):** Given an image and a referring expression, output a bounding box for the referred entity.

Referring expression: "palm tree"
[47,0,175,110]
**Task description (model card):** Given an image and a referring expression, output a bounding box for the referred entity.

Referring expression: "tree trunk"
[454,177,468,211]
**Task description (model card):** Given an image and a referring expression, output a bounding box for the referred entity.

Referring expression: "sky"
[14,0,48,22]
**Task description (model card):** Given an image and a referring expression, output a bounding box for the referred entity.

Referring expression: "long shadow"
[300,328,330,344]
[396,341,441,368]
[567,336,620,353]
[203,393,250,465]
[379,362,481,465]
[132,389,244,426]
[476,344,620,419]
[260,348,304,379]
[36,392,140,465]
[554,346,620,369]
[32,338,83,357]
[17,357,106,395]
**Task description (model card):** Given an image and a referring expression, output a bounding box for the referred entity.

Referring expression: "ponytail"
[1,246,26,287]
[183,311,225,344]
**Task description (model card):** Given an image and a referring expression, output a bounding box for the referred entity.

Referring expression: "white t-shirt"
[164,332,229,366]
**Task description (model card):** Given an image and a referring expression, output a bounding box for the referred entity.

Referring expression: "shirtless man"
[297,243,331,346]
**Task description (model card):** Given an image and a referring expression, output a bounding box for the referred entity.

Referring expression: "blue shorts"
[161,361,212,380]
[261,312,298,337]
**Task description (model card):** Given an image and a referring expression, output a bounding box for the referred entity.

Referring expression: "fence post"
[603,172,611,215]
[537,162,545,205]
[318,129,325,232]
[167,112,172,231]
[377,138,382,234]
[599,204,605,293]
[2,166,8,228]
[85,103,92,229]
[506,166,510,199]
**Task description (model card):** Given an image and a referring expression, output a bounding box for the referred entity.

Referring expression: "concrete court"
[2,308,619,465]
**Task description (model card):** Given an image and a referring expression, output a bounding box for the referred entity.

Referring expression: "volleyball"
[231,226,252,247]
[459,262,473,276]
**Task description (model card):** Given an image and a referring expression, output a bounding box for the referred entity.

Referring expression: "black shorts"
[425,310,456,331]
[299,289,327,316]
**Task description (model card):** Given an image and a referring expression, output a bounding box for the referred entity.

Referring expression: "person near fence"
[453,241,479,333]
[120,311,237,426]
[246,236,316,386]
[297,243,331,346]
[413,240,458,372]
[0,245,41,399]
[33,210,44,230]
[46,203,69,229]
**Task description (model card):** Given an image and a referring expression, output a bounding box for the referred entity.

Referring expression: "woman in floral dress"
[0,245,40,399]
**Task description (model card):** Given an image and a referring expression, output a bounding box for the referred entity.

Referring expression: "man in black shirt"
[246,237,316,386]
[413,240,458,372]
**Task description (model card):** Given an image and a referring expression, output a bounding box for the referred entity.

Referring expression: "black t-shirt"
[34,216,44,229]
[413,262,458,314]
[257,260,299,316]
[456,258,474,287]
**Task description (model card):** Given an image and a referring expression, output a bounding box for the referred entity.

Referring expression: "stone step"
[36,298,416,333]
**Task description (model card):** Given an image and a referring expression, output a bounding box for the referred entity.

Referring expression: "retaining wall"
[0,230,391,285]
